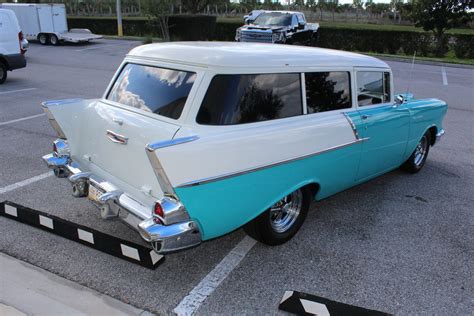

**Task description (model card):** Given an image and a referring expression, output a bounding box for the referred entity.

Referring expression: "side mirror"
[395,95,404,104]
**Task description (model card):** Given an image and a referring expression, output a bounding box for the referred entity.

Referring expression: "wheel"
[49,34,60,46]
[401,131,431,173]
[38,33,49,45]
[244,186,311,245]
[0,62,7,84]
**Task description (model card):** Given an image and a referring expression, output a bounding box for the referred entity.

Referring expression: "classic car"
[42,42,447,254]
[236,11,319,45]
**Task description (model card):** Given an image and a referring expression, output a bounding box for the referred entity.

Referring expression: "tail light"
[154,201,164,219]
[18,31,26,55]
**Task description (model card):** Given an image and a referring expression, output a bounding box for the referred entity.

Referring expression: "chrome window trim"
[300,73,308,115]
[176,137,369,188]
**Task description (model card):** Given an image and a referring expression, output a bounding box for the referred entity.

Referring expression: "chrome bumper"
[42,152,201,254]
[435,128,445,144]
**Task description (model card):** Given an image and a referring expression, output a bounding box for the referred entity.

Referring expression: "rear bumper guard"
[42,150,201,254]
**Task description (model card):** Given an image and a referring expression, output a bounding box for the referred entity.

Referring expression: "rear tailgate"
[49,100,180,199]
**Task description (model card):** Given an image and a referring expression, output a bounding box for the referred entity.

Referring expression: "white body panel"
[51,4,67,33]
[37,5,54,33]
[163,111,356,187]
[0,9,21,55]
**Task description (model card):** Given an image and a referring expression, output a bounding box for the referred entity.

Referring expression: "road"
[0,39,473,315]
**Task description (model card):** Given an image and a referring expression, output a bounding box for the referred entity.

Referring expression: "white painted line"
[149,250,163,265]
[0,172,53,195]
[120,244,140,261]
[0,113,46,127]
[174,236,257,316]
[39,215,54,229]
[4,205,18,217]
[280,291,293,304]
[0,88,37,95]
[442,66,448,85]
[77,229,94,244]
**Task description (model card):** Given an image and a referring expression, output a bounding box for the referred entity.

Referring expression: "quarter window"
[305,72,352,113]
[107,63,196,119]
[197,74,302,125]
[356,71,391,106]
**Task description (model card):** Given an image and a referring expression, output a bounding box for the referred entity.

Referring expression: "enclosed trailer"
[0,3,102,45]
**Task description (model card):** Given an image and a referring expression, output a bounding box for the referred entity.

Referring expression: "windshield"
[253,13,292,27]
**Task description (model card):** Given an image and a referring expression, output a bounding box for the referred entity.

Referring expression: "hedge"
[68,17,472,58]
[68,16,216,41]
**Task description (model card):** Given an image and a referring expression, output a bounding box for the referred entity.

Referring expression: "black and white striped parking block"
[279,290,391,316]
[0,201,164,269]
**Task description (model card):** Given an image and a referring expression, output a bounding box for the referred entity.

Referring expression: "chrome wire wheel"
[414,135,428,167]
[269,190,303,233]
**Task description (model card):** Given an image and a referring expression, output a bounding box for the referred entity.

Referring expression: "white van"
[0,8,27,84]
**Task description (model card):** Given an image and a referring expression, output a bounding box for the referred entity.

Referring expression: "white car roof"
[128,42,389,69]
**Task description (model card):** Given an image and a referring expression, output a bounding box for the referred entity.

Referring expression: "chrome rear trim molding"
[146,135,199,151]
[176,138,369,188]
[343,112,360,140]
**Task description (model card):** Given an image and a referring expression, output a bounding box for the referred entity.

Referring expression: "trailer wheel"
[38,33,49,45]
[50,34,60,46]
[0,62,7,84]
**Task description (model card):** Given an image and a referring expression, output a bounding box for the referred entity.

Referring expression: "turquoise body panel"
[175,98,447,241]
[175,142,362,240]
[352,103,410,180]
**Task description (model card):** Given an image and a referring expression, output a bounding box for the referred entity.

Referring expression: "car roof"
[128,42,390,69]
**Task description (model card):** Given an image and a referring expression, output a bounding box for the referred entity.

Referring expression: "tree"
[413,0,472,56]
[142,0,174,41]
[353,0,363,23]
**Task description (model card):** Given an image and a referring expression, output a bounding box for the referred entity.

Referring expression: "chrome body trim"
[42,106,66,138]
[435,128,445,144]
[342,112,360,140]
[42,139,203,254]
[106,130,128,145]
[146,135,199,151]
[145,135,199,198]
[53,139,70,157]
[138,218,201,253]
[176,138,369,188]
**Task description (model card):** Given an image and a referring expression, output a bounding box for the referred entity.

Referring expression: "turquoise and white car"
[42,42,447,254]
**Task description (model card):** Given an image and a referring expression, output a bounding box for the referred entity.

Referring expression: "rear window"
[107,63,196,120]
[197,73,302,125]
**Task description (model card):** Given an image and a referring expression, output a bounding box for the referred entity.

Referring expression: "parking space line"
[0,88,37,95]
[442,67,448,85]
[174,236,257,316]
[0,113,46,127]
[0,172,52,195]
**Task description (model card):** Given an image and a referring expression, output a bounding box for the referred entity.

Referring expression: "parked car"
[42,42,447,254]
[0,3,102,45]
[236,11,319,45]
[0,8,27,84]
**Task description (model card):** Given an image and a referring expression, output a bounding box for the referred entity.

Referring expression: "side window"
[107,63,196,120]
[197,73,302,125]
[305,72,352,114]
[356,71,391,106]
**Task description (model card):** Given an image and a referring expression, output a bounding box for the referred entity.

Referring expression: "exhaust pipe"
[53,167,68,178]
[72,180,88,197]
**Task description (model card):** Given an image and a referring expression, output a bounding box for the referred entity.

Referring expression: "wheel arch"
[0,56,9,70]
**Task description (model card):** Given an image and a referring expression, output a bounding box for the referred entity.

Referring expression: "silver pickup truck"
[236,11,319,45]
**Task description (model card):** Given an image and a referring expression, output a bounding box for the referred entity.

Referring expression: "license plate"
[88,182,105,203]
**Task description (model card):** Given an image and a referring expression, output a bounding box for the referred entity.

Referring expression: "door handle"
[106,130,128,145]
[361,114,371,120]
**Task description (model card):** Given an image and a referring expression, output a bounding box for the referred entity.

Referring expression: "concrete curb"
[0,253,155,316]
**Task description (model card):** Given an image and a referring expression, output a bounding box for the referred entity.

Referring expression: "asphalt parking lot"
[0,39,473,315]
